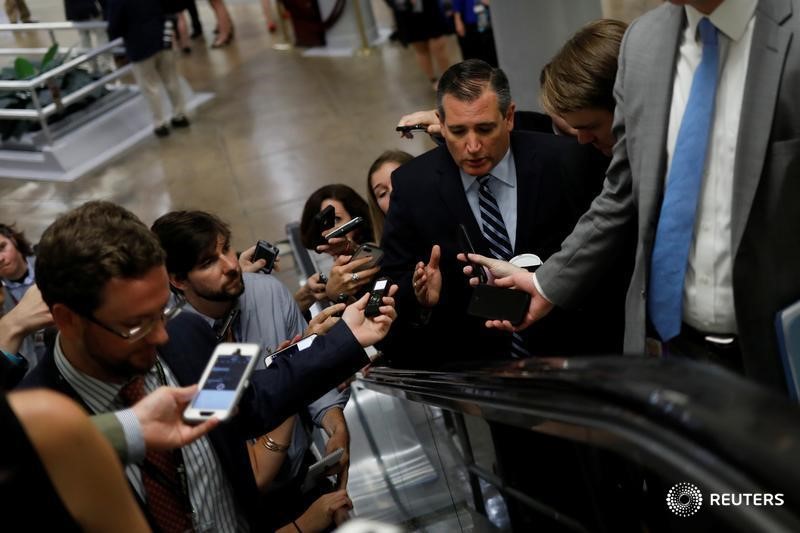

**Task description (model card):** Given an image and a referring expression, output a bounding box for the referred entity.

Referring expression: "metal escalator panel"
[354,358,800,532]
[345,385,504,531]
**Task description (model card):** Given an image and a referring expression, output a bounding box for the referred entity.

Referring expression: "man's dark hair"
[36,201,166,316]
[299,184,373,250]
[0,223,33,258]
[151,210,231,282]
[436,59,512,122]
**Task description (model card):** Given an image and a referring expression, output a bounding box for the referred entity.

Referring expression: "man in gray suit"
[470,0,799,393]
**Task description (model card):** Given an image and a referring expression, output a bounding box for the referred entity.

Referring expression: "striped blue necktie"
[648,18,719,341]
[477,174,530,358]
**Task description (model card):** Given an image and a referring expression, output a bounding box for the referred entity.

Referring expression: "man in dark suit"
[380,59,620,367]
[18,200,396,531]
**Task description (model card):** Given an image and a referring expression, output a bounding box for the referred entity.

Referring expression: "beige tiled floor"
[0,0,455,251]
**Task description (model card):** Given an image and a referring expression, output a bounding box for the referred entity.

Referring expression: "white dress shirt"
[460,147,519,250]
[667,0,756,334]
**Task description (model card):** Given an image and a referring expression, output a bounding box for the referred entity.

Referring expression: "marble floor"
[0,0,458,253]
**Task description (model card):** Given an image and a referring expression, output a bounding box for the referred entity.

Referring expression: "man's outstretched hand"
[484,272,555,332]
[414,245,442,307]
[132,385,219,452]
[342,285,398,347]
[457,252,525,286]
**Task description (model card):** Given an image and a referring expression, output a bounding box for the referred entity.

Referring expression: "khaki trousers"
[131,50,187,128]
[4,0,32,22]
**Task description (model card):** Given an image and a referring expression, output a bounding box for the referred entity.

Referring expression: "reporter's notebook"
[775,300,800,401]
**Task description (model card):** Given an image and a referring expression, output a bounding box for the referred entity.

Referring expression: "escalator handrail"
[358,356,800,523]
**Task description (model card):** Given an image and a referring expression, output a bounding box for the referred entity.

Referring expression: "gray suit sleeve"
[535,22,639,309]
[308,387,350,427]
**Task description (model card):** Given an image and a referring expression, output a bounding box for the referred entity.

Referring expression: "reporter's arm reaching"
[91,385,219,465]
[276,490,353,533]
[247,415,296,491]
[236,288,397,439]
[0,285,53,355]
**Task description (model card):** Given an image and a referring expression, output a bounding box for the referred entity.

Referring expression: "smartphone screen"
[191,352,254,410]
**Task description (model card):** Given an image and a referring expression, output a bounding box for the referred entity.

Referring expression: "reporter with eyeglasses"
[17,200,397,532]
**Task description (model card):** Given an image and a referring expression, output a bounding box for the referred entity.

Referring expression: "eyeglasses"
[81,296,185,342]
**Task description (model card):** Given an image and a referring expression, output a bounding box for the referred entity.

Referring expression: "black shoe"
[182,46,192,55]
[171,115,190,128]
[154,125,170,138]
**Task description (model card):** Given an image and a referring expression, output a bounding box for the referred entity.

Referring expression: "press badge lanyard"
[215,308,241,342]
[145,360,197,526]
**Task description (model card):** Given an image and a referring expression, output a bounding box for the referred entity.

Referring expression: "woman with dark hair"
[299,184,373,251]
[296,185,379,312]
[366,150,413,244]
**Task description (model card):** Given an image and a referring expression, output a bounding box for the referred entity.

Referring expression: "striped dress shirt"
[53,338,247,532]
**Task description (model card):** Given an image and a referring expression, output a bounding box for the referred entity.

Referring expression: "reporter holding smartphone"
[19,201,399,533]
[153,209,360,530]
[297,185,379,311]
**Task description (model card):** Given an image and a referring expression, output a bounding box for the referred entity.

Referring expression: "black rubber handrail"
[358,356,800,532]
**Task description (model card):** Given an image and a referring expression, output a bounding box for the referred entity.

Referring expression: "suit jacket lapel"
[511,133,541,254]
[731,0,792,260]
[639,6,685,236]
[434,152,490,255]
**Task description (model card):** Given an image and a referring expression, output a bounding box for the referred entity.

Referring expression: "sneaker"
[171,115,190,128]
[154,125,170,138]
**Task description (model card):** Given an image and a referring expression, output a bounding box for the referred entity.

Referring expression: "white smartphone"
[303,447,345,488]
[183,342,260,423]
[264,334,318,368]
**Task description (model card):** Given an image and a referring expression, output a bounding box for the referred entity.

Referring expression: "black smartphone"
[350,243,384,272]
[215,308,240,342]
[252,240,279,274]
[311,205,336,247]
[467,284,531,326]
[395,124,428,133]
[456,224,488,284]
[324,216,365,240]
[365,277,391,318]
